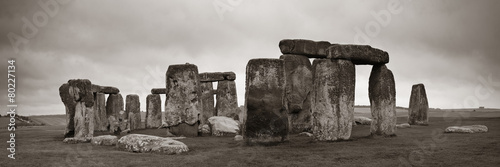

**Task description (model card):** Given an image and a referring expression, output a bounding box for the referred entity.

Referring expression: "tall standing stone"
[408,84,429,125]
[216,80,239,120]
[165,64,201,137]
[93,93,108,131]
[280,54,313,133]
[60,83,76,137]
[126,94,141,130]
[245,59,288,144]
[146,94,162,129]
[68,79,95,139]
[312,59,355,141]
[200,82,215,126]
[369,65,396,136]
[106,94,124,133]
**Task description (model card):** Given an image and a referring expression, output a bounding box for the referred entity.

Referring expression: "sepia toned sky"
[1,0,499,115]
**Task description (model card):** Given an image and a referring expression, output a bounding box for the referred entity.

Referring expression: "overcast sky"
[1,0,499,116]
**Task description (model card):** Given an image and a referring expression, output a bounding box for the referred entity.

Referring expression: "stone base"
[168,123,199,137]
[246,135,288,146]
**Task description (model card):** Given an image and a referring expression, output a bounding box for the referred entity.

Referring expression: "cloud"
[0,0,499,115]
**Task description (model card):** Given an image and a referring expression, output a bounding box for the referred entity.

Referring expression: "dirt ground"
[0,111,499,167]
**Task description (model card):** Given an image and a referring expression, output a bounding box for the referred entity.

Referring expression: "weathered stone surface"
[280,54,313,133]
[200,124,211,134]
[245,59,288,144]
[60,83,75,137]
[208,116,239,136]
[91,135,118,146]
[408,84,429,125]
[200,82,215,126]
[117,134,189,154]
[100,86,120,94]
[354,116,372,125]
[93,93,108,131]
[106,94,124,133]
[146,94,162,129]
[91,84,101,93]
[164,64,201,137]
[369,65,397,136]
[216,80,239,119]
[234,135,244,141]
[396,123,411,129]
[168,123,199,137]
[279,39,331,58]
[68,79,95,139]
[327,44,389,65]
[312,59,355,141]
[126,94,141,130]
[151,88,167,94]
[298,132,313,137]
[199,72,236,82]
[445,125,488,133]
[63,137,91,144]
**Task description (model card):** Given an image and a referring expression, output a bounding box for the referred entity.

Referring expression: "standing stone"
[280,54,313,133]
[60,83,76,137]
[200,82,215,126]
[126,94,141,130]
[408,84,429,125]
[93,93,108,131]
[216,80,239,120]
[146,94,162,129]
[68,79,95,139]
[369,65,396,136]
[165,64,201,137]
[245,59,288,144]
[106,94,124,133]
[312,59,355,141]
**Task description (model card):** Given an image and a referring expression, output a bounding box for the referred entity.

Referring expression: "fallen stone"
[445,125,488,133]
[354,116,372,125]
[146,94,162,129]
[369,65,397,136]
[298,132,313,137]
[91,135,118,146]
[151,88,167,94]
[117,134,189,154]
[234,135,243,141]
[126,94,141,130]
[208,116,239,136]
[408,83,429,125]
[245,59,288,144]
[93,93,108,132]
[63,137,91,144]
[100,86,120,94]
[396,123,411,129]
[200,124,211,134]
[280,54,313,133]
[312,59,355,141]
[200,82,215,126]
[327,44,389,65]
[106,94,124,133]
[216,80,239,119]
[279,39,331,58]
[168,123,199,137]
[164,64,201,136]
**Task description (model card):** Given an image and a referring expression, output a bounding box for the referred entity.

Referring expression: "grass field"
[1,110,499,167]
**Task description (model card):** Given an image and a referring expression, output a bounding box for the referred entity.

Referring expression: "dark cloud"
[0,0,499,115]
